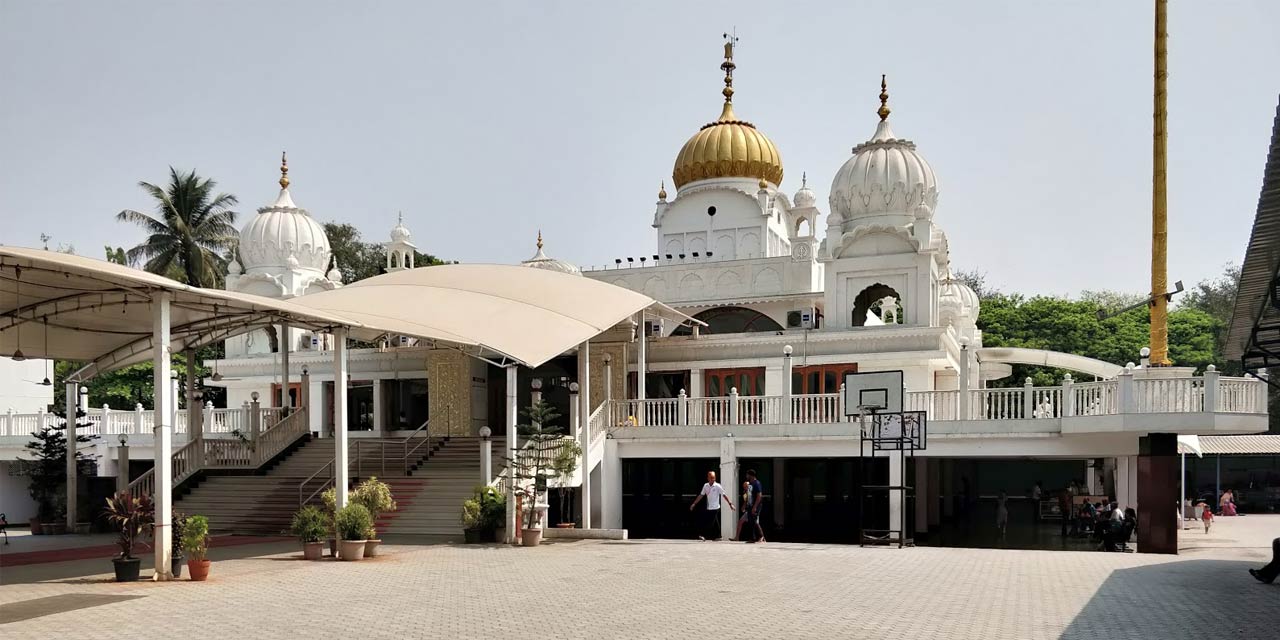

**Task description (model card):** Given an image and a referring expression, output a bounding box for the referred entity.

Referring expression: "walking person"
[689,471,733,541]
[1249,537,1280,584]
[733,469,766,543]
[1031,481,1043,522]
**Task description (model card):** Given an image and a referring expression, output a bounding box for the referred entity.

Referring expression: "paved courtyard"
[2,517,1277,639]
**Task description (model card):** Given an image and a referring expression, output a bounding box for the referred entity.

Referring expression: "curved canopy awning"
[0,246,362,380]
[976,347,1124,379]
[290,263,696,368]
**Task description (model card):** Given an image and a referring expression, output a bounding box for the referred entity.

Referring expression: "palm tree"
[117,168,239,287]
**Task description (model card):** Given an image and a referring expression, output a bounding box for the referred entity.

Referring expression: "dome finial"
[721,31,738,105]
[536,229,543,250]
[802,172,807,188]
[877,74,891,122]
[279,151,290,189]
[658,181,668,201]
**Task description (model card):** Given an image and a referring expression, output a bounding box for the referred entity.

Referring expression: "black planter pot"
[463,528,483,544]
[171,553,185,579]
[481,528,497,543]
[113,557,142,582]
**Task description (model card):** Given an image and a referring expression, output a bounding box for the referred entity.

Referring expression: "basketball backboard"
[843,370,903,416]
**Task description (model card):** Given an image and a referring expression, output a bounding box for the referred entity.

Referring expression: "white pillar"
[1124,454,1138,509]
[279,323,291,409]
[782,345,794,424]
[152,291,173,581]
[603,438,622,529]
[64,382,77,528]
[636,313,647,402]
[480,429,492,485]
[689,369,704,399]
[579,340,592,529]
[333,327,350,509]
[958,340,971,420]
[719,437,737,540]
[915,457,929,534]
[568,384,580,441]
[372,377,384,435]
[116,441,130,494]
[1086,460,1099,495]
[888,452,903,540]
[504,364,518,543]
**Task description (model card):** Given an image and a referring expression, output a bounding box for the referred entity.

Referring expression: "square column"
[772,458,786,529]
[578,340,591,529]
[372,378,384,435]
[64,383,77,528]
[888,452,903,540]
[602,438,622,529]
[333,328,350,509]
[1137,434,1178,554]
[504,364,518,542]
[719,437,737,540]
[280,323,291,409]
[152,292,174,580]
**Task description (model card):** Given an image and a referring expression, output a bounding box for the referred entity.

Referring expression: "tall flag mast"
[1150,0,1171,365]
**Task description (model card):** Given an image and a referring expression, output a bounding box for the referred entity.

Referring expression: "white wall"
[0,461,38,522]
[0,357,55,413]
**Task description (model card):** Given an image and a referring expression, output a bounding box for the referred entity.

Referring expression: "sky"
[1,1,1277,297]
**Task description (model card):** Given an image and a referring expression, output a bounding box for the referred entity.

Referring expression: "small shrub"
[103,492,154,559]
[353,477,397,539]
[182,515,210,561]
[290,506,328,544]
[461,498,484,529]
[335,504,372,541]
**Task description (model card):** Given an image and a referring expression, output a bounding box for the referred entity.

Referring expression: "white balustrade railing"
[905,390,961,421]
[1219,377,1261,413]
[792,393,842,424]
[1134,377,1203,413]
[970,388,1027,420]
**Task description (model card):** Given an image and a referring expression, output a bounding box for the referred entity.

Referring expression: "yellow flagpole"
[1150,0,1170,365]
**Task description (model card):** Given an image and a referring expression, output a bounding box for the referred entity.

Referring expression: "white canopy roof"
[0,246,361,380]
[291,263,694,367]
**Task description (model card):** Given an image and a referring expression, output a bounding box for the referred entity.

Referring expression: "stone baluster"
[1062,374,1075,417]
[728,387,740,425]
[678,389,689,425]
[1118,364,1136,413]
[1023,377,1034,419]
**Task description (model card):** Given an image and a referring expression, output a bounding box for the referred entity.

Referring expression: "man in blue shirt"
[734,469,766,543]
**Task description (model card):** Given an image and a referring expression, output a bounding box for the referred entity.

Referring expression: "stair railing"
[401,417,434,474]
[298,458,335,507]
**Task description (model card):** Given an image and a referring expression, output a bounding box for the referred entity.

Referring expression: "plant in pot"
[551,438,583,528]
[479,485,506,542]
[19,406,95,535]
[102,491,154,582]
[168,511,188,579]
[335,503,372,561]
[461,496,485,544]
[291,505,328,560]
[352,477,396,557]
[182,515,211,581]
[509,401,564,547]
[321,487,339,556]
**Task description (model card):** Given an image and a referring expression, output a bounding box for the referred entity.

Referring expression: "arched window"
[852,284,903,327]
[672,306,784,336]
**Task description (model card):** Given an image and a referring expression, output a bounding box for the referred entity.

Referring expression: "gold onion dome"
[671,38,783,190]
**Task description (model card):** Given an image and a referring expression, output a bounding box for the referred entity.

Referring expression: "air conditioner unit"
[786,311,802,328]
[646,319,665,337]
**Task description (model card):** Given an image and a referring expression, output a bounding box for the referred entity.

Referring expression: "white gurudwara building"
[2,41,1258,547]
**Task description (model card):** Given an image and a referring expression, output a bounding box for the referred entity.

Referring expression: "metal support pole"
[1179,450,1186,529]
[152,291,174,580]
[333,327,350,509]
[1215,455,1221,509]
[64,382,77,528]
[579,340,592,529]
[280,323,291,410]
[116,441,130,494]
[505,364,518,543]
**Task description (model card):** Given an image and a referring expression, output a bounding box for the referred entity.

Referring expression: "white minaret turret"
[384,212,416,272]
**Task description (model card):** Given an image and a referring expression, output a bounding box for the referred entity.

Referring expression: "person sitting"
[1221,490,1239,516]
[1101,507,1126,552]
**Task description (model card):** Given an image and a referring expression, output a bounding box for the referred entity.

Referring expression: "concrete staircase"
[173,435,481,537]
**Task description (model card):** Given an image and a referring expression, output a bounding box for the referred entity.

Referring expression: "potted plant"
[20,410,94,536]
[551,439,583,528]
[321,487,338,556]
[291,505,328,560]
[461,485,506,543]
[335,503,372,561]
[169,511,187,578]
[509,401,564,547]
[102,491,154,582]
[462,496,485,544]
[352,477,396,557]
[182,515,211,581]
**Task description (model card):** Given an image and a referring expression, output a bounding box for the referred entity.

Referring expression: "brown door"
[791,363,859,394]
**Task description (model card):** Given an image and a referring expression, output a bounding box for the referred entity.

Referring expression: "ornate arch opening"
[852,283,903,327]
[672,306,783,336]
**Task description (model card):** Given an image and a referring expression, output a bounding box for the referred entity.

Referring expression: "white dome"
[939,279,980,325]
[390,216,412,243]
[793,172,816,208]
[238,187,332,273]
[829,118,938,223]
[521,232,581,276]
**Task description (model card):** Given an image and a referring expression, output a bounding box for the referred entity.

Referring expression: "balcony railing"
[0,402,288,442]
[604,366,1264,428]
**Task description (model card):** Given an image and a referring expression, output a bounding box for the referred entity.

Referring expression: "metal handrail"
[401,418,433,474]
[298,458,335,506]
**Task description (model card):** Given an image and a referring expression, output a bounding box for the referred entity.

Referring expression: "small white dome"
[793,172,816,208]
[939,278,980,326]
[227,257,242,275]
[238,187,332,273]
[326,257,343,283]
[390,214,412,243]
[521,231,581,276]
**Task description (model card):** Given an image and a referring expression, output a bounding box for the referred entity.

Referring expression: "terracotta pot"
[303,541,324,560]
[521,528,542,547]
[187,558,211,581]
[338,539,367,561]
[28,518,43,535]
[112,557,141,582]
[364,539,381,557]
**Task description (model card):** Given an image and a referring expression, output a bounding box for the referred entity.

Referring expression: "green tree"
[116,168,239,287]
[105,246,130,266]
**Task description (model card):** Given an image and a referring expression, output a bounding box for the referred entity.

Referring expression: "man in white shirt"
[689,470,734,541]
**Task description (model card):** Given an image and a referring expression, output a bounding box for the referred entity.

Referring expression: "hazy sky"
[2,1,1277,296]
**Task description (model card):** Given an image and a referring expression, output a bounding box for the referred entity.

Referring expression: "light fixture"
[119,433,128,446]
[479,426,491,441]
[39,318,51,385]
[211,356,223,382]
[530,378,542,391]
[569,382,580,393]
[11,266,24,361]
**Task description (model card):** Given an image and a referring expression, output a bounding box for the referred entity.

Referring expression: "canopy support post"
[334,327,349,509]
[579,340,591,529]
[152,291,174,581]
[505,363,518,543]
[280,323,291,410]
[64,382,77,529]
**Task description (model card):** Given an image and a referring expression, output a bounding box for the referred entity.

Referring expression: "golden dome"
[671,39,783,190]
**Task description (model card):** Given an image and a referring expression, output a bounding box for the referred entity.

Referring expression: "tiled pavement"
[1,517,1277,639]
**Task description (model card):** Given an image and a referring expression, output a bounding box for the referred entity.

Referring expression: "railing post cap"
[1206,364,1216,372]
[1124,363,1135,371]
[678,388,687,397]
[135,403,144,410]
[730,387,738,394]
[1063,373,1073,381]
[783,344,793,356]
[1025,377,1033,385]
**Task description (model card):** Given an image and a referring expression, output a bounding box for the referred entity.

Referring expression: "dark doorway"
[622,458,720,539]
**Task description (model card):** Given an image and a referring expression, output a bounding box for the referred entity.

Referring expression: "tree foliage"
[20,406,97,520]
[323,222,449,284]
[116,168,239,287]
[54,344,225,411]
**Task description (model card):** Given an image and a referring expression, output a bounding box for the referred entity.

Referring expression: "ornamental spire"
[877,74,891,122]
[658,181,668,201]
[279,151,290,189]
[536,229,543,250]
[717,31,739,122]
